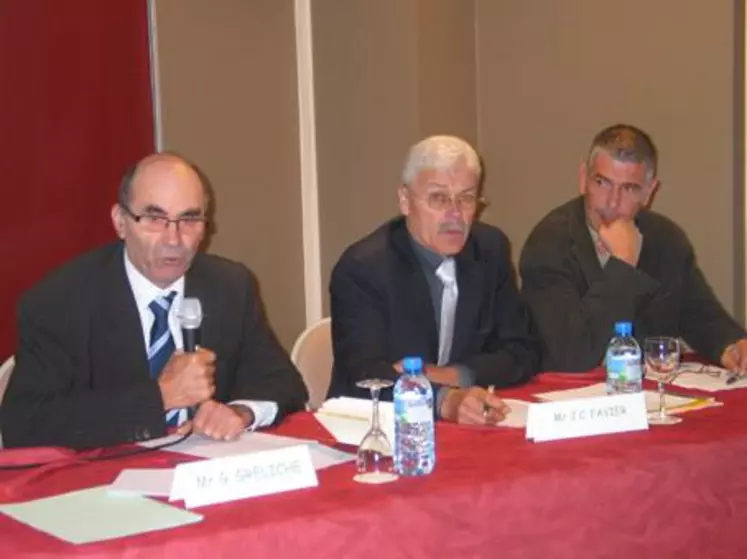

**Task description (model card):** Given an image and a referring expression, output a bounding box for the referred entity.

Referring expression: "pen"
[666,398,719,414]
[725,371,742,385]
[483,385,495,419]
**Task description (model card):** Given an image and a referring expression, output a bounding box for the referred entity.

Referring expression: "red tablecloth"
[1,371,746,558]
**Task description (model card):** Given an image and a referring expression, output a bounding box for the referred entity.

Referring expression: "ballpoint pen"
[725,371,742,385]
[483,385,495,419]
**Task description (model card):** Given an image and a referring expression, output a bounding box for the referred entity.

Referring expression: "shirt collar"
[407,233,446,272]
[123,250,185,314]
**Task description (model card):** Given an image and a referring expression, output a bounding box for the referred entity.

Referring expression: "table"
[1,370,746,558]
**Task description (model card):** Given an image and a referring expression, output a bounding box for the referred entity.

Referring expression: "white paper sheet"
[138,431,317,456]
[314,397,395,446]
[498,398,530,428]
[127,432,354,497]
[108,469,175,498]
[657,362,747,392]
[534,382,698,413]
[0,486,202,544]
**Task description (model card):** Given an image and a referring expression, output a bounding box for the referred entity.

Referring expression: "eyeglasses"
[120,204,207,234]
[411,190,487,212]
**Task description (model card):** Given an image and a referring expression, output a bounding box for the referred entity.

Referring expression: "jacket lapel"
[569,197,605,288]
[389,221,439,360]
[91,244,150,386]
[451,239,485,360]
[184,254,219,352]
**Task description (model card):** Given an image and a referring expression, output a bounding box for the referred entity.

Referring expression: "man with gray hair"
[520,123,747,372]
[328,135,539,425]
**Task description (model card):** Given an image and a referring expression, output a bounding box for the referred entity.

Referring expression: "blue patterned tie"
[148,292,187,427]
[148,292,176,379]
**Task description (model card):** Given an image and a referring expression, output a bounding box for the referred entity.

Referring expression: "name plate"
[170,444,318,508]
[526,392,648,442]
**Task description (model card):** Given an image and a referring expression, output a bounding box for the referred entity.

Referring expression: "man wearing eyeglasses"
[328,135,539,425]
[1,153,308,449]
[520,124,747,372]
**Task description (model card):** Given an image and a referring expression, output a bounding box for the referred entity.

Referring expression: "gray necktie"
[435,258,458,366]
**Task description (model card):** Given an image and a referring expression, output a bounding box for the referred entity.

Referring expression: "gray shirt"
[408,235,476,389]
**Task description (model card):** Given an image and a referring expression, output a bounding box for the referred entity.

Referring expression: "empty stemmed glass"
[644,337,683,425]
[354,378,398,484]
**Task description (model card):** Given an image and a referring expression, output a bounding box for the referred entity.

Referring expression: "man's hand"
[721,339,747,372]
[439,387,510,425]
[598,219,642,266]
[158,348,216,410]
[177,400,254,441]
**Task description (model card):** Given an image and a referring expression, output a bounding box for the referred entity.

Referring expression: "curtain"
[0,0,155,357]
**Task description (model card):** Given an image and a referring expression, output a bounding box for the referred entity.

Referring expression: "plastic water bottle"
[393,356,435,476]
[605,321,643,394]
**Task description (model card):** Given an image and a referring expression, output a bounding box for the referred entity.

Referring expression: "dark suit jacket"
[327,217,539,400]
[1,243,308,449]
[519,196,746,372]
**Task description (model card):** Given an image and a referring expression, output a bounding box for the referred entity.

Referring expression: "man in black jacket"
[1,153,307,449]
[520,124,747,372]
[329,135,539,425]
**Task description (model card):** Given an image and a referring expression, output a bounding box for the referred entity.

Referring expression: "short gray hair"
[586,124,658,181]
[401,135,481,186]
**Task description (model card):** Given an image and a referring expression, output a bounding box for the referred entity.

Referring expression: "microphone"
[178,298,203,352]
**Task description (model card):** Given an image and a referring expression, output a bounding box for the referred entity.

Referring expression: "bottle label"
[606,354,642,383]
[395,398,432,423]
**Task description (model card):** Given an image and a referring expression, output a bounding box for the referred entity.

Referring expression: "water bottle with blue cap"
[393,356,435,476]
[605,321,643,394]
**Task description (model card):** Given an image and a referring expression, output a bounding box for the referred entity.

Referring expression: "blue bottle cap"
[614,321,632,336]
[402,356,423,373]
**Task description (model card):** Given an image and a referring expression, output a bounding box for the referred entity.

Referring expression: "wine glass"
[353,378,398,484]
[644,337,683,425]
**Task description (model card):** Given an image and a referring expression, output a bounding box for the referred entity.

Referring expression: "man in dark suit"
[328,135,539,425]
[520,124,747,372]
[1,153,307,449]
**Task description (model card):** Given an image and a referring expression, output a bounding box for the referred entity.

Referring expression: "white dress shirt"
[123,252,278,429]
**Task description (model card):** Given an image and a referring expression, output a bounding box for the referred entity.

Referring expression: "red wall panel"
[0,1,154,357]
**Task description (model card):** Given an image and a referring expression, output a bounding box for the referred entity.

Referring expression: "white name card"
[170,444,318,508]
[526,392,648,442]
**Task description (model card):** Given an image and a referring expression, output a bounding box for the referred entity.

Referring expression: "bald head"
[118,152,209,210]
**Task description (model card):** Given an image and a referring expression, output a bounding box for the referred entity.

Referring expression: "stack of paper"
[315,397,532,444]
[535,383,721,414]
[314,397,395,446]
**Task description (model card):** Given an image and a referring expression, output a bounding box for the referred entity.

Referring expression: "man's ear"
[578,161,588,195]
[111,204,126,240]
[643,178,661,208]
[398,184,411,216]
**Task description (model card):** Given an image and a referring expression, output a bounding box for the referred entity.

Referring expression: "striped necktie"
[148,292,188,427]
[148,292,176,379]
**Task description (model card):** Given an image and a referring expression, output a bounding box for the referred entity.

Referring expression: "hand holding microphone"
[157,298,216,410]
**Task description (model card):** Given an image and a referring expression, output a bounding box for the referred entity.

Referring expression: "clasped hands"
[157,348,253,441]
[393,360,510,426]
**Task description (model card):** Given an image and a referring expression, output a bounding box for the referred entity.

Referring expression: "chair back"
[0,356,15,448]
[290,318,333,410]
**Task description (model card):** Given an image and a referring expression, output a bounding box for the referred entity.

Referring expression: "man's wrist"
[425,365,461,387]
[439,388,459,421]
